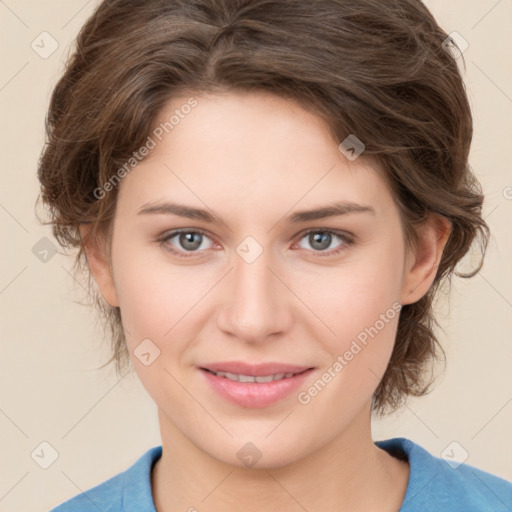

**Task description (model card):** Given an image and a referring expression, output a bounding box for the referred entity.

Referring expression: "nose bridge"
[217,241,290,342]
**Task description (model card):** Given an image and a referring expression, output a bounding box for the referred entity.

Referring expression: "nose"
[216,247,293,344]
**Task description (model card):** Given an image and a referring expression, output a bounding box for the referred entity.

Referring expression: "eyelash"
[157,228,355,259]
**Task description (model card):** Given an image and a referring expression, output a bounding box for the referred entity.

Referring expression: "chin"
[200,433,314,470]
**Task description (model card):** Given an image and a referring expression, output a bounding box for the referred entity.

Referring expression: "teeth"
[238,374,256,383]
[255,375,274,383]
[210,370,298,382]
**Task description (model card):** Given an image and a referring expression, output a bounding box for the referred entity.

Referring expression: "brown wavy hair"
[36,0,489,416]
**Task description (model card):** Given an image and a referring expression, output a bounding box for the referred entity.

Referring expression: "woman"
[38,0,511,510]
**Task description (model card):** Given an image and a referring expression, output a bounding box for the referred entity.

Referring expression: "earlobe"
[400,214,452,305]
[79,224,120,308]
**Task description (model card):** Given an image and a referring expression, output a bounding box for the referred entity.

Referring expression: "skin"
[81,90,451,511]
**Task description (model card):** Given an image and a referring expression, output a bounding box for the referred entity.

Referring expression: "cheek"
[111,245,213,347]
[301,242,404,388]
[309,246,403,343]
[300,282,401,414]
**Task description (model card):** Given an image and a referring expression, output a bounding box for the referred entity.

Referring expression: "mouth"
[201,367,310,383]
[198,362,315,408]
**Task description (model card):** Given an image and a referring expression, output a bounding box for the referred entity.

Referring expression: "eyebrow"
[137,200,376,223]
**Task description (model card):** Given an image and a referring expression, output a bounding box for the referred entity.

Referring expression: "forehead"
[115,91,395,221]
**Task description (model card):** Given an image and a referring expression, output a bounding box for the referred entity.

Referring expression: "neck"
[151,403,409,512]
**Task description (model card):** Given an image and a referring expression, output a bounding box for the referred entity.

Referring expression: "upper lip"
[199,361,314,377]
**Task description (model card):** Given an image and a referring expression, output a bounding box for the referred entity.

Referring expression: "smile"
[199,365,315,408]
[203,369,301,382]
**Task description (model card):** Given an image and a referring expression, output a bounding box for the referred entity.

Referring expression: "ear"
[400,214,452,305]
[79,224,120,307]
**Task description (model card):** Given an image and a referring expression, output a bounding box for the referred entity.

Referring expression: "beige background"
[0,1,511,510]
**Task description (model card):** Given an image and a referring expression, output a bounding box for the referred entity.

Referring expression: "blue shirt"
[49,437,512,511]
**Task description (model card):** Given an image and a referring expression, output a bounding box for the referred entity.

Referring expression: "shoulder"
[48,445,162,512]
[376,437,512,512]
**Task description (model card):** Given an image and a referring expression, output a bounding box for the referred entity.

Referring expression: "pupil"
[311,232,331,251]
[180,232,201,250]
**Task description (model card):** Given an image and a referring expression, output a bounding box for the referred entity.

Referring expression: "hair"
[36,0,489,416]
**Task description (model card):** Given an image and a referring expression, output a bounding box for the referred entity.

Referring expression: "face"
[87,90,443,468]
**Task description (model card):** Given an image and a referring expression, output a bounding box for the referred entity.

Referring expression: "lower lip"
[199,368,314,408]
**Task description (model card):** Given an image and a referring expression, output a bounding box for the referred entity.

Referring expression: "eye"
[293,229,353,256]
[158,228,354,258]
[158,229,215,257]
